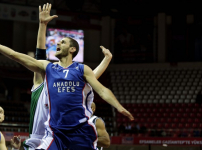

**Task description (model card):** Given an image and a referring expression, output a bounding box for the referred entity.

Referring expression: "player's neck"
[59,56,73,68]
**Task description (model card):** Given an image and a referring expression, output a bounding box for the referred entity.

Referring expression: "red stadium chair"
[171,123,177,128]
[192,123,198,128]
[173,118,179,123]
[185,123,190,128]
[163,113,169,118]
[190,113,196,118]
[167,118,172,123]
[157,123,163,128]
[159,118,165,123]
[179,108,184,113]
[153,118,160,122]
[192,108,197,113]
[176,113,182,118]
[187,118,193,123]
[164,123,170,129]
[197,113,201,118]
[156,113,162,118]
[194,118,200,123]
[147,118,152,122]
[183,113,188,118]
[172,108,177,113]
[185,108,191,113]
[178,123,183,128]
[180,118,186,123]
[169,113,175,118]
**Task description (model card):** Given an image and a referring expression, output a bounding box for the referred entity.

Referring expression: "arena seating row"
[109,68,202,137]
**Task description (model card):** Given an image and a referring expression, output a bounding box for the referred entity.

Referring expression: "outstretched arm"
[34,3,58,87]
[93,46,112,79]
[84,65,134,121]
[96,118,110,148]
[0,45,47,74]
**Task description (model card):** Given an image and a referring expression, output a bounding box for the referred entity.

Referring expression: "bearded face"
[55,38,71,59]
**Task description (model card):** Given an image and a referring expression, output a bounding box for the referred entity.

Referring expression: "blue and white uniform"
[36,62,97,150]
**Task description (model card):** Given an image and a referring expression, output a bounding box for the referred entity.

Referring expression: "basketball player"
[0,5,134,150]
[0,106,21,150]
[23,4,112,150]
[24,3,114,150]
[89,102,110,150]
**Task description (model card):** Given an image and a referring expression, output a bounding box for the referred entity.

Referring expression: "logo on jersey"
[53,81,80,93]
[52,66,59,70]
[44,104,49,109]
[75,66,79,70]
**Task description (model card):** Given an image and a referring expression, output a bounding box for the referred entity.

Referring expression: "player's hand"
[100,46,112,59]
[117,106,134,121]
[10,135,21,149]
[39,3,58,25]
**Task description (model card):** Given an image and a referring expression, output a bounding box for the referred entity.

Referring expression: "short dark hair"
[66,37,79,59]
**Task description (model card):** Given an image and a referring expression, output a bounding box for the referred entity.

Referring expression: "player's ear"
[70,47,76,53]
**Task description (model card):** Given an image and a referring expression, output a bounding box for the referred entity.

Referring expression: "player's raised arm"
[96,119,110,148]
[34,3,58,87]
[93,46,112,79]
[37,3,58,49]
[0,45,48,74]
[84,65,134,121]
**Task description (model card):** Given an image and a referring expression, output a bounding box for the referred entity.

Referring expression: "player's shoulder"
[0,132,5,143]
[95,117,106,129]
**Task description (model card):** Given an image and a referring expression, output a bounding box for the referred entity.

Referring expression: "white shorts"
[35,130,54,150]
[23,134,44,150]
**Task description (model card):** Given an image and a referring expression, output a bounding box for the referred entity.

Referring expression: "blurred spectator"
[140,124,147,134]
[161,130,167,137]
[150,125,157,137]
[125,123,132,133]
[179,130,188,137]
[156,129,162,137]
[193,129,200,137]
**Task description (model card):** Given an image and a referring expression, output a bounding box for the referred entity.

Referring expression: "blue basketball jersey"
[45,62,93,131]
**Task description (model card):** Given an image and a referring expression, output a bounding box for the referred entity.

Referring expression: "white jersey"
[89,115,104,150]
[24,81,49,149]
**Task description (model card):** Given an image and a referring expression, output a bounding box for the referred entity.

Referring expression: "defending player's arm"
[84,65,134,121]
[93,46,112,79]
[96,119,110,148]
[0,132,7,150]
[10,136,21,150]
[34,3,58,87]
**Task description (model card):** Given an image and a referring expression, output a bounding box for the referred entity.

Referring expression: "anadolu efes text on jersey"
[45,62,93,130]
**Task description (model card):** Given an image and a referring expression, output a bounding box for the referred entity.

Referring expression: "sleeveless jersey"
[0,132,1,141]
[29,82,49,136]
[45,62,93,131]
[89,115,105,150]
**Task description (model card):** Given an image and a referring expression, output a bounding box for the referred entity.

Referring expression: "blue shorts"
[36,120,98,150]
